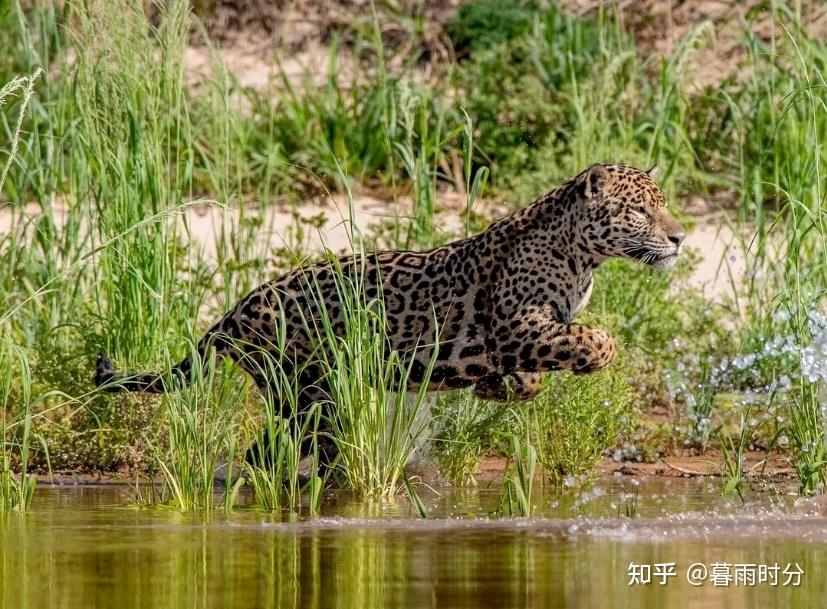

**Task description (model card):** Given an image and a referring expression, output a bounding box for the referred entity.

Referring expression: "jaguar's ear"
[646,164,660,180]
[576,164,609,202]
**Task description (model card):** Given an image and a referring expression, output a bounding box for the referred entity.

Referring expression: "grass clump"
[0,336,38,512]
[243,346,325,514]
[1,69,45,511]
[313,254,438,498]
[450,0,608,186]
[722,17,827,493]
[148,348,245,511]
[447,0,540,55]
[433,390,509,486]
[527,367,633,488]
[499,431,537,517]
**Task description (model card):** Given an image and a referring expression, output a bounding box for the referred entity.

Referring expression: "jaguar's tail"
[92,315,240,394]
[94,351,200,393]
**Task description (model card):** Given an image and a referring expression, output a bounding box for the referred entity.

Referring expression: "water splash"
[666,303,827,452]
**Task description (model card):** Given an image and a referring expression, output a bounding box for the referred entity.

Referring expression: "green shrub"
[451,1,608,184]
[526,365,634,486]
[432,389,511,486]
[447,0,539,55]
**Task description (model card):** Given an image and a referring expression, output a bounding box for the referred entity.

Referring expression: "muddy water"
[1,479,826,609]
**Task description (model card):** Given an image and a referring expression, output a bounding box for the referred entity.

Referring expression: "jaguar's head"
[574,163,685,269]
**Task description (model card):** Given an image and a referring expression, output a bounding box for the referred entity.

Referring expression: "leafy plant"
[527,366,632,487]
[433,389,510,486]
[447,0,539,55]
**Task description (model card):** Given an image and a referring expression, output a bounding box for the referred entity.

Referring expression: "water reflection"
[1,482,825,609]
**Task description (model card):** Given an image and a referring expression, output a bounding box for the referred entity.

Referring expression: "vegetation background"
[1,0,825,511]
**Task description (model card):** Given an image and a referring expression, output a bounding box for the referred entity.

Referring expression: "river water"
[2,478,825,609]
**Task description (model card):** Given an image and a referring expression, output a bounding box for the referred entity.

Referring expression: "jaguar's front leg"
[497,320,617,375]
[474,371,544,402]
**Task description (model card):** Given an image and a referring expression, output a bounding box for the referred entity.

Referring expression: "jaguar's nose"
[668,232,686,248]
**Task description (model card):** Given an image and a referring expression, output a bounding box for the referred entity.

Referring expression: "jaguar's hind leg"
[245,379,337,474]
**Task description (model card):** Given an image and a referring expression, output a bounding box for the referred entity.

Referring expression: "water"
[2,479,826,609]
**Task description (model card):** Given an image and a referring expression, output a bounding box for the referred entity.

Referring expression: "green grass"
[242,342,324,513]
[0,335,38,511]
[727,17,827,494]
[498,431,537,517]
[433,389,510,486]
[146,347,245,511]
[311,250,439,498]
[527,366,633,487]
[0,68,44,511]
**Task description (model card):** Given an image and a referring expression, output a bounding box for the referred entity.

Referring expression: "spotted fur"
[95,163,684,429]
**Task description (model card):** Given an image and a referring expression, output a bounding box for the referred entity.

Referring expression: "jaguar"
[95,163,685,458]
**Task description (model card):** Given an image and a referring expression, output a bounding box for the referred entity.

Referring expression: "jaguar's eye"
[631,207,650,221]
